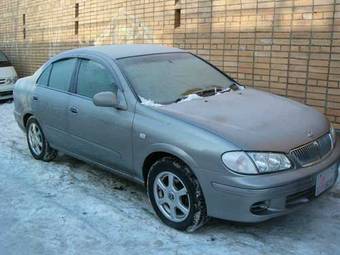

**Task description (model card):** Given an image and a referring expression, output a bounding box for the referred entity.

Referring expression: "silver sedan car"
[14,45,340,232]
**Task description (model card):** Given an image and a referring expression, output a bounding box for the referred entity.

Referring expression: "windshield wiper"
[197,87,223,96]
[175,86,227,103]
[175,95,188,103]
[174,82,244,103]
[229,82,242,91]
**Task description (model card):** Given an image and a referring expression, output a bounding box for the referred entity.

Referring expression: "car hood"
[155,88,329,152]
[0,66,17,78]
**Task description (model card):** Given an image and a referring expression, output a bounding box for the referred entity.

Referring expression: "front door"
[67,58,134,174]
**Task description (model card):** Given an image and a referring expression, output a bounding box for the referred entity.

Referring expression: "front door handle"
[33,96,38,101]
[70,106,78,114]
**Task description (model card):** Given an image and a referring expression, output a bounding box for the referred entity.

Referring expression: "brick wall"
[1,0,340,127]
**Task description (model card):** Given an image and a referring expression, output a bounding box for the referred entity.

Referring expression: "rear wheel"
[147,157,208,232]
[26,117,57,161]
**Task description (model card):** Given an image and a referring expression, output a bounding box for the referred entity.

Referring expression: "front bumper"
[0,83,14,100]
[197,137,340,223]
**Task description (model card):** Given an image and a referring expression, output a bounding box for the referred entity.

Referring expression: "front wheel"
[26,117,57,161]
[147,157,208,232]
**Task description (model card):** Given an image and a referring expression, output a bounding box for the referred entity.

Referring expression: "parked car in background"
[13,45,340,232]
[0,50,17,101]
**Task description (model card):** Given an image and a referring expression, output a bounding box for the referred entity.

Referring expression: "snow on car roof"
[65,44,185,59]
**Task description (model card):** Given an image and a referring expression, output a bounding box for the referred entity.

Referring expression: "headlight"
[330,124,337,146]
[222,151,292,174]
[222,151,257,174]
[5,77,17,85]
[247,152,292,173]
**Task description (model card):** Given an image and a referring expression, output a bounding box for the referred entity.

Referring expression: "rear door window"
[49,58,77,92]
[76,59,117,98]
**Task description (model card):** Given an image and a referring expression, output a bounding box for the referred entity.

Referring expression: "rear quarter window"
[36,65,52,86]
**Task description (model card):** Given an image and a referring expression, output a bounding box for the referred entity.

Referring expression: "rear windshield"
[0,51,11,67]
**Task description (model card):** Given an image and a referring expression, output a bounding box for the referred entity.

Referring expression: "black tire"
[147,157,208,232]
[26,116,57,161]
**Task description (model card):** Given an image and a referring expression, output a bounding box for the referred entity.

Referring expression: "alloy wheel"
[153,171,190,222]
[28,123,43,155]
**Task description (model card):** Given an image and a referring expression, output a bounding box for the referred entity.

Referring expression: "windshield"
[0,51,9,62]
[118,53,234,104]
[0,51,11,67]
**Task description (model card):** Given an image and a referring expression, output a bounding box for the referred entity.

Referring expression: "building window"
[75,21,79,35]
[75,3,79,18]
[23,14,26,39]
[174,9,181,28]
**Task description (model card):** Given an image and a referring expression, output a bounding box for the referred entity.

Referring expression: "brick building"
[1,0,340,127]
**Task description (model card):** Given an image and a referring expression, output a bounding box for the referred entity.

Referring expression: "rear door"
[32,58,77,150]
[67,58,134,174]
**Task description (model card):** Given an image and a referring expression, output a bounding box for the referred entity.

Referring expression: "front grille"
[0,91,13,97]
[290,133,333,166]
[0,79,5,85]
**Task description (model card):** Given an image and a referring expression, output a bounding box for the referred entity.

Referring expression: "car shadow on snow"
[50,152,340,239]
[51,153,154,214]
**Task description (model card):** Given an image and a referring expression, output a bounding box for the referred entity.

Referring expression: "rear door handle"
[70,106,78,114]
[33,96,38,101]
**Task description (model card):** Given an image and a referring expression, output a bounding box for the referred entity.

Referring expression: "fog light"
[250,200,270,214]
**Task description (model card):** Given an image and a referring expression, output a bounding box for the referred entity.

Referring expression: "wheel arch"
[141,144,199,186]
[143,145,209,231]
[23,112,34,127]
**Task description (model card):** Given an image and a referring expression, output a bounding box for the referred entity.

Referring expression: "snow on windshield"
[139,97,163,107]
[139,85,245,107]
[178,93,202,102]
[139,93,203,107]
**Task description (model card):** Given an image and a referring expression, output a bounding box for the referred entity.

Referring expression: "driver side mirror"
[93,91,126,110]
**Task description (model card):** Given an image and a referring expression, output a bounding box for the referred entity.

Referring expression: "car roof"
[62,44,185,60]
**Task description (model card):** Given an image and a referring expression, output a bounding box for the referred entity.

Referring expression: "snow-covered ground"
[0,101,339,255]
